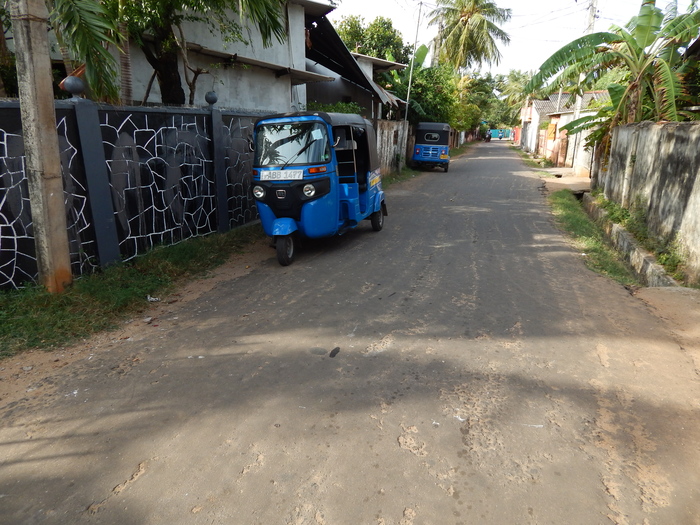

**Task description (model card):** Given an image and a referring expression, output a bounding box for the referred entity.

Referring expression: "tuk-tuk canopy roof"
[416,122,451,132]
[256,111,369,129]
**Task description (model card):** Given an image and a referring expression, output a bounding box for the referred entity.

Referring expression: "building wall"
[305,61,375,118]
[287,3,308,110]
[521,108,541,154]
[120,7,302,112]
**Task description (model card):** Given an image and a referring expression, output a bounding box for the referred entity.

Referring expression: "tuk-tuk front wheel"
[370,210,384,231]
[275,234,295,266]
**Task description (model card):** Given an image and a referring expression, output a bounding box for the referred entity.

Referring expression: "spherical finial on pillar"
[205,91,218,106]
[62,76,85,99]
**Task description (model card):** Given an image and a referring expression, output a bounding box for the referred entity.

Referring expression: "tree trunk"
[118,22,133,104]
[174,23,207,106]
[139,24,185,105]
[0,25,10,97]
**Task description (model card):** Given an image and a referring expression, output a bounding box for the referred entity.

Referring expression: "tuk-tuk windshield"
[254,121,331,167]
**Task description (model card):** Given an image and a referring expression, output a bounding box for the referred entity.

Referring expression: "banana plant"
[526,0,700,126]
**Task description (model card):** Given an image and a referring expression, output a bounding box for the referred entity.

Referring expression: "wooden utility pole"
[10,0,72,292]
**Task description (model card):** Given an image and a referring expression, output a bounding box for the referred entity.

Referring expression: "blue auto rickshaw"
[252,112,387,266]
[412,122,451,172]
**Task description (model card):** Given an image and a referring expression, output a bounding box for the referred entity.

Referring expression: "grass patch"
[383,165,422,187]
[0,224,266,359]
[450,141,476,158]
[548,190,639,287]
[592,191,693,284]
[510,146,555,172]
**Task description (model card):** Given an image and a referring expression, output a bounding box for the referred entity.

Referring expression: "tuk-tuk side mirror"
[248,139,254,152]
[333,136,341,148]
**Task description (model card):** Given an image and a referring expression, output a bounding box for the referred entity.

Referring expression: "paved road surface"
[2,140,700,524]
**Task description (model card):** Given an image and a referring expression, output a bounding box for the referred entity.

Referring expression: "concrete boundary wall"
[375,119,409,174]
[0,100,264,290]
[0,100,410,290]
[583,194,678,287]
[600,122,700,283]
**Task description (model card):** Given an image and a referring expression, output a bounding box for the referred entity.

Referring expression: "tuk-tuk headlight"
[253,185,265,199]
[302,184,316,197]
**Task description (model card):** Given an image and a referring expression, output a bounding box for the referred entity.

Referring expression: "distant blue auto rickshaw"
[412,122,451,172]
[252,112,387,266]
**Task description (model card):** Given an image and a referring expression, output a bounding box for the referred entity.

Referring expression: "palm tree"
[497,69,535,120]
[428,0,511,70]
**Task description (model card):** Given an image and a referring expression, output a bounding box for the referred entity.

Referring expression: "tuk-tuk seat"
[336,139,356,150]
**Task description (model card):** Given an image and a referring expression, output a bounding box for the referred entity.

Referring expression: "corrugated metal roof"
[304,15,401,106]
[531,91,610,116]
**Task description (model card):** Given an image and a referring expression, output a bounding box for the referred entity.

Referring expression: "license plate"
[440,154,449,159]
[260,170,303,181]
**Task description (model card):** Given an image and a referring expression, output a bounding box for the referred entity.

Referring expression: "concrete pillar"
[10,0,72,292]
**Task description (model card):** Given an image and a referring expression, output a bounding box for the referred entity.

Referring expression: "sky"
[327,0,694,76]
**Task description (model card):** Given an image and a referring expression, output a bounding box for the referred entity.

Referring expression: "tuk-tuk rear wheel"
[276,235,295,266]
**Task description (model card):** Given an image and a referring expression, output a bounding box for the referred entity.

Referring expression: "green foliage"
[497,69,535,116]
[596,194,631,224]
[392,65,458,125]
[336,15,364,52]
[0,58,17,98]
[593,193,693,283]
[549,190,638,286]
[452,102,481,132]
[336,15,411,64]
[526,1,700,127]
[380,45,457,124]
[8,0,285,103]
[48,0,120,101]
[453,72,520,130]
[134,0,287,46]
[306,101,364,114]
[592,67,630,91]
[0,225,265,358]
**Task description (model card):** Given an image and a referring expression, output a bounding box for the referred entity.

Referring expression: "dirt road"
[2,141,700,525]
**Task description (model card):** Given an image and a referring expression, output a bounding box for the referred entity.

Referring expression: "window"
[254,121,330,166]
